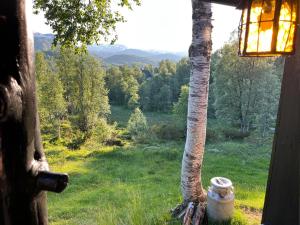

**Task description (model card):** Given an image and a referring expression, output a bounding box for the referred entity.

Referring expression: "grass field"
[46,106,271,225]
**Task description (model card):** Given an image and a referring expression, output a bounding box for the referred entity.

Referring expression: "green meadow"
[46,106,271,225]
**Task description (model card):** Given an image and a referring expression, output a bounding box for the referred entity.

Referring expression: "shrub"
[151,123,185,140]
[42,120,86,149]
[57,119,117,150]
[206,128,220,143]
[91,119,115,143]
[127,108,149,143]
[222,128,250,140]
[66,129,86,150]
[83,119,121,149]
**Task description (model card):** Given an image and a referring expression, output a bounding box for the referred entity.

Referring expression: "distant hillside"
[151,53,182,62]
[88,44,127,58]
[34,33,186,66]
[103,54,156,66]
[34,33,54,51]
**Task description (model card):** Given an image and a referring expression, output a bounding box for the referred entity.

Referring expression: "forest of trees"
[36,37,284,148]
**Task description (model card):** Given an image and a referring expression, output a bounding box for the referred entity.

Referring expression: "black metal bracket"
[37,171,69,193]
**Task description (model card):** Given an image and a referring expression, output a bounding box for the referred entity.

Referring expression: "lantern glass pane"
[261,0,276,21]
[247,23,259,52]
[279,1,292,20]
[285,23,296,51]
[246,0,276,53]
[250,0,264,22]
[276,0,297,52]
[258,22,273,51]
[277,22,292,51]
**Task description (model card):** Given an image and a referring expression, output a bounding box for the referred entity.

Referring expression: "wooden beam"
[261,10,300,225]
[0,1,68,224]
[198,0,243,8]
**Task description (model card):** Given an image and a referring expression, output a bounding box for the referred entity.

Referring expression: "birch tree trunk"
[181,0,212,203]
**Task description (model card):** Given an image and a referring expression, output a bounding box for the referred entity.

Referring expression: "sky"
[32,0,241,53]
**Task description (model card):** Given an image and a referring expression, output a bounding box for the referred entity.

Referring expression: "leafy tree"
[55,50,110,134]
[256,71,281,137]
[139,80,153,111]
[106,65,142,108]
[128,93,140,109]
[213,39,280,133]
[127,108,148,142]
[173,85,189,128]
[106,66,125,105]
[158,60,176,76]
[55,48,78,113]
[139,59,191,113]
[74,53,110,133]
[155,84,172,112]
[140,71,174,112]
[34,0,141,49]
[105,59,190,113]
[174,58,191,95]
[36,52,67,138]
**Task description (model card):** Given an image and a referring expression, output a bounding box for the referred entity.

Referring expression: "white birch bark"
[181,0,212,202]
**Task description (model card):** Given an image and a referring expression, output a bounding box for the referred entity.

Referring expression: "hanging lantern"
[238,0,298,56]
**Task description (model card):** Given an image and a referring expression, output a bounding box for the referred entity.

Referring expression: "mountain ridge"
[34,33,187,66]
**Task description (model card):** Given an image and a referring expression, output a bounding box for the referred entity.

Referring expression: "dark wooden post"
[261,15,300,225]
[0,0,68,225]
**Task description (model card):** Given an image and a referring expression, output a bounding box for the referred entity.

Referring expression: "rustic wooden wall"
[261,10,300,225]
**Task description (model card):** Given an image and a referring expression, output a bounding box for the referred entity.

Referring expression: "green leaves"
[127,107,149,142]
[33,0,140,50]
[36,49,111,139]
[212,38,281,134]
[36,52,67,137]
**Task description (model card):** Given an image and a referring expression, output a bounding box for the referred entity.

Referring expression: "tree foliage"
[173,85,189,128]
[36,52,66,138]
[33,0,141,49]
[106,65,142,108]
[139,59,190,112]
[127,108,149,142]
[57,50,110,133]
[36,49,111,146]
[35,38,283,145]
[213,39,281,134]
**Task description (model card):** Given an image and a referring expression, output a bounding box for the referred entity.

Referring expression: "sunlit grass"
[46,106,271,225]
[46,139,270,225]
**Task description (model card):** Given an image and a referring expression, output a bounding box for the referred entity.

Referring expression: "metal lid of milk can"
[211,177,232,189]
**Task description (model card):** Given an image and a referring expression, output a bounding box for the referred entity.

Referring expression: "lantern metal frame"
[238,0,299,56]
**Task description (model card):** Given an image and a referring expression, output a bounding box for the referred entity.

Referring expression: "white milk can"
[207,177,234,221]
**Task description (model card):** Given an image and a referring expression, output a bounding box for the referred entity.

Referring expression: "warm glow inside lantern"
[239,0,298,56]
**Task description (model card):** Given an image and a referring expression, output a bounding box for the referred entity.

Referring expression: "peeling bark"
[181,0,212,204]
